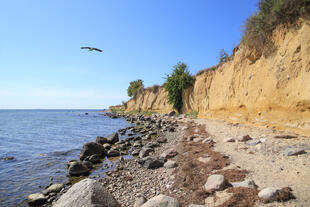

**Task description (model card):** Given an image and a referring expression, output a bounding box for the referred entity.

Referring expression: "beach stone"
[27,193,47,206]
[205,191,232,206]
[141,194,179,207]
[187,135,196,141]
[164,160,178,168]
[198,156,211,164]
[168,111,176,117]
[282,147,306,156]
[193,138,204,142]
[96,136,108,145]
[144,141,160,148]
[188,205,207,207]
[138,156,166,169]
[43,183,63,195]
[258,187,281,201]
[157,137,167,143]
[238,135,252,142]
[107,149,120,157]
[134,196,147,207]
[246,140,261,146]
[68,162,90,176]
[139,148,154,158]
[132,149,141,156]
[133,141,142,147]
[224,137,235,142]
[204,174,227,192]
[103,143,111,150]
[160,148,178,159]
[54,178,120,207]
[80,142,105,160]
[88,154,101,163]
[107,133,119,144]
[231,179,258,189]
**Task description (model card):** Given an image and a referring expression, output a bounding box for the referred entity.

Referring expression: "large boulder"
[68,162,90,176]
[107,133,119,144]
[80,142,105,160]
[141,194,179,207]
[53,178,121,207]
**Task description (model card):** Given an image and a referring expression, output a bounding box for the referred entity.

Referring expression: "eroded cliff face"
[126,20,310,135]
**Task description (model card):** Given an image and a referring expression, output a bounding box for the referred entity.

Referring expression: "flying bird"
[80,47,103,52]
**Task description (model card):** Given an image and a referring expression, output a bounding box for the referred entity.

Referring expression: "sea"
[0,109,131,207]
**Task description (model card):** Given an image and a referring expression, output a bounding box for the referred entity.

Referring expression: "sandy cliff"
[126,20,310,135]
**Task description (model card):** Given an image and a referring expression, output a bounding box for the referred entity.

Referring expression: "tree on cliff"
[219,49,229,63]
[164,62,195,112]
[127,79,144,97]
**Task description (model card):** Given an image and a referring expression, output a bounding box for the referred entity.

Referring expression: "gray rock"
[238,135,252,142]
[80,142,105,161]
[133,141,142,147]
[107,133,119,144]
[96,136,108,145]
[246,140,261,146]
[141,194,179,207]
[231,180,258,189]
[131,149,141,156]
[82,160,93,169]
[282,147,306,156]
[258,187,281,200]
[157,137,167,143]
[202,138,213,144]
[103,143,111,150]
[134,196,147,207]
[144,141,160,148]
[43,183,63,195]
[139,147,154,158]
[160,148,178,159]
[188,205,207,207]
[138,156,166,169]
[53,178,120,207]
[164,160,178,168]
[68,162,90,176]
[193,138,204,142]
[204,174,227,192]
[27,193,47,206]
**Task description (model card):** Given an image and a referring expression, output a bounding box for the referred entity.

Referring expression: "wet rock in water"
[238,135,252,142]
[43,183,63,195]
[141,194,179,207]
[82,160,93,169]
[204,174,228,192]
[0,156,14,161]
[96,136,108,145]
[224,137,235,142]
[168,111,176,117]
[134,196,147,207]
[138,156,166,169]
[27,193,47,206]
[107,149,120,157]
[258,187,295,203]
[54,178,121,207]
[160,148,178,159]
[139,147,154,158]
[68,162,90,176]
[164,160,178,168]
[107,133,119,144]
[88,154,101,163]
[103,143,111,150]
[80,142,105,161]
[157,137,167,143]
[231,179,258,189]
[282,147,306,156]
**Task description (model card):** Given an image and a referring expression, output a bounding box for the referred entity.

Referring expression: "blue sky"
[0,0,258,109]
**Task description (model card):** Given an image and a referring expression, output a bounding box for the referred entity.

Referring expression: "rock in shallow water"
[27,193,47,206]
[141,194,179,207]
[53,178,120,207]
[68,162,90,176]
[107,133,119,144]
[80,142,105,161]
[43,183,63,195]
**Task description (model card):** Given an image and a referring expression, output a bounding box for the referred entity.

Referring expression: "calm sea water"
[0,110,131,207]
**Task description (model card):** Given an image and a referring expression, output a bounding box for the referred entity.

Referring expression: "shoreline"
[27,112,310,207]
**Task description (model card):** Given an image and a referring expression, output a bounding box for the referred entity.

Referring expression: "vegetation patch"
[127,79,144,97]
[164,62,195,112]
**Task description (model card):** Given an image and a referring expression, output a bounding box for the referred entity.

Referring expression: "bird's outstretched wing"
[92,48,103,52]
[80,47,91,50]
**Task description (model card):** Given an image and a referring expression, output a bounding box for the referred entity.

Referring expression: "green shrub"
[243,0,310,53]
[127,79,144,97]
[219,49,229,64]
[164,62,195,112]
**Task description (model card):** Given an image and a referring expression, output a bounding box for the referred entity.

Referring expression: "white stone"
[141,194,179,207]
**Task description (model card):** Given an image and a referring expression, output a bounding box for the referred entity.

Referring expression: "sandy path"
[193,118,310,207]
